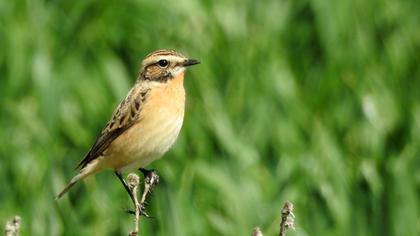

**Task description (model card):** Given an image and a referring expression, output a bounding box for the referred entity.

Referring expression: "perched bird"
[56,49,200,200]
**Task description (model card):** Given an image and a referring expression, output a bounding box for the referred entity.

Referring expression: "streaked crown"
[140,49,199,82]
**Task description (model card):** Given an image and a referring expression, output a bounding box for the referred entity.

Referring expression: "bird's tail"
[55,159,103,200]
[55,175,82,200]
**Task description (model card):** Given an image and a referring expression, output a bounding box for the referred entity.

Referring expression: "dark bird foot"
[138,168,155,177]
[125,203,151,217]
[138,168,160,191]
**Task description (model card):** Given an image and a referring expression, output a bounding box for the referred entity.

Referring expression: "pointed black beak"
[183,58,200,67]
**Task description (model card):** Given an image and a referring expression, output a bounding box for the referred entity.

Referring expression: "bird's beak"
[183,59,200,67]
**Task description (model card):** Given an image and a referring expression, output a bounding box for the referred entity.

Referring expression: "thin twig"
[279,201,295,236]
[4,216,21,236]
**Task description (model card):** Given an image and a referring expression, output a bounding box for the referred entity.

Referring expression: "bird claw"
[138,168,152,175]
[139,168,159,185]
[125,203,150,217]
[137,203,150,217]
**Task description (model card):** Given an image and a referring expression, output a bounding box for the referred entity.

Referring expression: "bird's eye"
[157,59,169,68]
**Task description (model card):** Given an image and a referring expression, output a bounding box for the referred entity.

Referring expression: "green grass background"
[0,0,419,235]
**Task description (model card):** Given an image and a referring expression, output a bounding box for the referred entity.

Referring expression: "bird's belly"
[105,114,184,171]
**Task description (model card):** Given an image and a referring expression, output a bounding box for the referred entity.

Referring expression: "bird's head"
[140,49,200,82]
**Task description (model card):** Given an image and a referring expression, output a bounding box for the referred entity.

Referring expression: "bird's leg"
[138,168,157,180]
[114,171,137,209]
[137,168,160,217]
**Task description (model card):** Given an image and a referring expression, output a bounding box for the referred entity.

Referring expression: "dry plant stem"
[251,201,295,236]
[279,201,295,236]
[251,227,264,236]
[4,216,21,236]
[140,170,160,207]
[127,173,140,236]
[127,170,160,236]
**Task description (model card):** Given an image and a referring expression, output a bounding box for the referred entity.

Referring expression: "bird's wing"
[77,86,150,169]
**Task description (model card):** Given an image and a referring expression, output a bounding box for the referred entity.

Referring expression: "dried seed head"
[127,173,140,190]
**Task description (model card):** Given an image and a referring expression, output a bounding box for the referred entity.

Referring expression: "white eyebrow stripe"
[155,55,185,63]
[142,55,186,68]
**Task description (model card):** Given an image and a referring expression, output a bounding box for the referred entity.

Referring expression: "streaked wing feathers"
[77,86,150,169]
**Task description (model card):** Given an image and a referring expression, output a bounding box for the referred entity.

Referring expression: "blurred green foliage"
[0,0,419,235]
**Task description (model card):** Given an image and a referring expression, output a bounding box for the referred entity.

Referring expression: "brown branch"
[4,216,21,236]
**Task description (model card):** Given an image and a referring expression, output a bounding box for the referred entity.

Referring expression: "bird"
[56,49,200,201]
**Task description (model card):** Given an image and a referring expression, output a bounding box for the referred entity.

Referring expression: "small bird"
[56,49,200,200]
